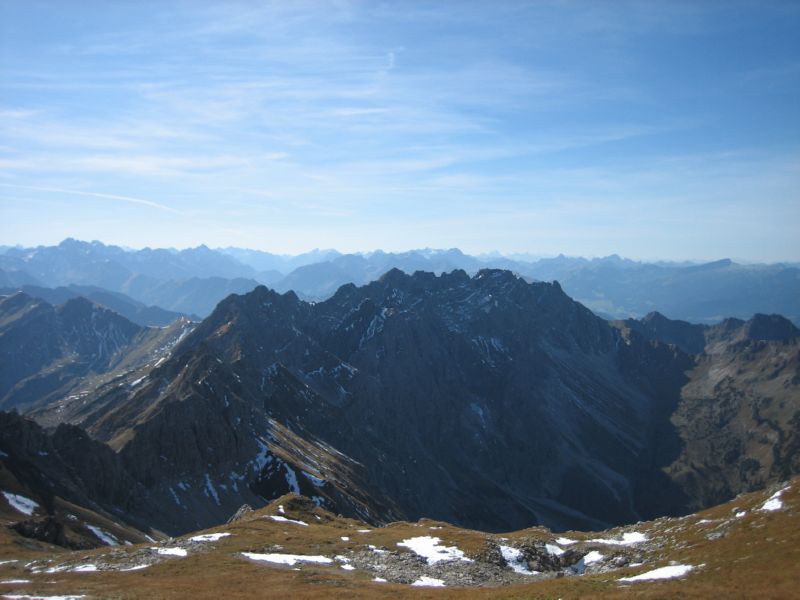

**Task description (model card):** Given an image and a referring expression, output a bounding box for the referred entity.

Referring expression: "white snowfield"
[397,536,472,565]
[269,515,309,527]
[619,563,697,582]
[153,547,188,557]
[2,492,39,516]
[760,486,789,511]
[589,531,647,546]
[188,533,231,542]
[411,576,446,587]
[241,552,333,566]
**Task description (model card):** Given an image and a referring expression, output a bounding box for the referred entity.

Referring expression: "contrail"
[0,183,182,214]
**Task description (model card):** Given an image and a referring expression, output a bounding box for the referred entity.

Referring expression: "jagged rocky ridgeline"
[0,268,798,539]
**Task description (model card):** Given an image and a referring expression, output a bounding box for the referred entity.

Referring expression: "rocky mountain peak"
[744,313,799,341]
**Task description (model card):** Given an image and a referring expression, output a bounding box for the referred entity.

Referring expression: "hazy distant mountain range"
[1,239,798,324]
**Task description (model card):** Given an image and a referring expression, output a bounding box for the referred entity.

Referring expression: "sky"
[0,1,798,261]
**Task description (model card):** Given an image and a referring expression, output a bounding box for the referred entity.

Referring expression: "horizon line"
[1,237,798,266]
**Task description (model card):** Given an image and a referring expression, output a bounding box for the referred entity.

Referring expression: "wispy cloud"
[0,183,181,214]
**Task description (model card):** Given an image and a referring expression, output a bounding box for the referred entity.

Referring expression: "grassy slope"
[0,479,797,599]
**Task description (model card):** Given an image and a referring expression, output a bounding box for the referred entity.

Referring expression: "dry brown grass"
[0,483,798,599]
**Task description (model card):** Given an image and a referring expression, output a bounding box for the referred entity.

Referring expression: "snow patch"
[284,464,300,494]
[252,438,271,474]
[2,492,38,516]
[204,474,220,506]
[760,487,789,512]
[341,564,355,571]
[397,536,471,565]
[241,552,332,566]
[555,537,576,545]
[411,576,446,587]
[189,533,231,542]
[129,376,147,387]
[302,472,325,487]
[153,547,187,557]
[86,525,119,546]
[619,564,697,582]
[119,564,150,571]
[589,531,647,546]
[584,550,604,564]
[545,543,564,556]
[499,545,535,575]
[3,594,86,600]
[269,515,308,527]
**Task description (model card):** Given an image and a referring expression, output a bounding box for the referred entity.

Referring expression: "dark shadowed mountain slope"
[0,410,163,544]
[0,293,194,413]
[17,269,699,535]
[3,270,798,539]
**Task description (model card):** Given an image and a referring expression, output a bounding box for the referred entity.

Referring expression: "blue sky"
[1,1,798,261]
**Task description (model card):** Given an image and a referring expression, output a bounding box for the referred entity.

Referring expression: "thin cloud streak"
[0,183,182,214]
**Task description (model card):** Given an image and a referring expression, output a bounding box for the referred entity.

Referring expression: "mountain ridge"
[1,268,795,541]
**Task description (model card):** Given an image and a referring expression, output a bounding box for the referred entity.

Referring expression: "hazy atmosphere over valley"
[0,1,798,598]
